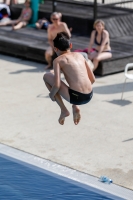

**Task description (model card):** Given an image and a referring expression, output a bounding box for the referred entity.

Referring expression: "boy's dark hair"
[53,32,70,51]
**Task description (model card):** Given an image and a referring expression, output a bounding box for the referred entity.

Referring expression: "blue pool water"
[0,153,124,200]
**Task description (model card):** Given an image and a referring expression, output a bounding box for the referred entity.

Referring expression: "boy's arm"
[49,59,61,101]
[85,59,95,84]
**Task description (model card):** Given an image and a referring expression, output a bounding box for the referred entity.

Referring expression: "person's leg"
[35,22,41,29]
[88,51,98,61]
[93,52,112,71]
[43,72,70,125]
[45,47,53,69]
[72,105,81,125]
[43,72,81,125]
[13,21,27,30]
[0,19,19,26]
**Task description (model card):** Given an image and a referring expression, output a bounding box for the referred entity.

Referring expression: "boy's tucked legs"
[43,72,81,125]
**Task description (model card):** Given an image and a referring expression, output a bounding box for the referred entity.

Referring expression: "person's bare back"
[55,52,92,94]
[43,32,95,125]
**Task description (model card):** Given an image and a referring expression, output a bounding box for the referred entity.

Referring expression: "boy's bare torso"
[55,52,92,94]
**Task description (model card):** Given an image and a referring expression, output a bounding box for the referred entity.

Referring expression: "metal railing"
[40,0,97,20]
[1,0,132,20]
[85,0,133,8]
[42,0,133,20]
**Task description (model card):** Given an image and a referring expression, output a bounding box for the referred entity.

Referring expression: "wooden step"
[0,26,133,76]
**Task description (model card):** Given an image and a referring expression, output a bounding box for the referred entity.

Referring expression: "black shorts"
[68,88,93,105]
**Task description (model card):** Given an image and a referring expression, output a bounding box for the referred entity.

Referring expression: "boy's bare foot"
[72,105,81,125]
[58,109,70,125]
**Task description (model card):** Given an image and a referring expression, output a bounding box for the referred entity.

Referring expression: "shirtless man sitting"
[45,12,71,69]
[43,32,95,125]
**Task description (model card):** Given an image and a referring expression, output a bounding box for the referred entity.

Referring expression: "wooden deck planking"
[12,2,132,20]
[0,26,133,76]
[1,1,133,76]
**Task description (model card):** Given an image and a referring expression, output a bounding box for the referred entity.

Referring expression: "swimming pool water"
[0,153,124,200]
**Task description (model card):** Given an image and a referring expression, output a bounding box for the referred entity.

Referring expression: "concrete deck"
[0,54,133,191]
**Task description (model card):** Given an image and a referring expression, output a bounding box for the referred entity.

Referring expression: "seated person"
[88,19,112,71]
[45,12,71,69]
[35,17,50,30]
[0,0,32,30]
[0,2,11,14]
[0,8,10,23]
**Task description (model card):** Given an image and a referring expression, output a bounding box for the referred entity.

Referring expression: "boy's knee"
[43,73,48,82]
[43,72,52,82]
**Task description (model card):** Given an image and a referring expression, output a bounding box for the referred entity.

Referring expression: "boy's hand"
[49,93,55,101]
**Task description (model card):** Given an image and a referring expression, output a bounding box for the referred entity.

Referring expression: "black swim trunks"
[68,88,93,105]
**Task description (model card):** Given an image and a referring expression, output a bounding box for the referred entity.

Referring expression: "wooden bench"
[0,27,47,63]
[95,14,133,75]
[0,26,133,76]
[0,2,133,75]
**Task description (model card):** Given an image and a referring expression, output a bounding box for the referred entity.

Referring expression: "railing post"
[93,0,97,21]
[52,0,57,12]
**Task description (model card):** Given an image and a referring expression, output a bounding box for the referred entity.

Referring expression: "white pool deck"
[0,54,133,196]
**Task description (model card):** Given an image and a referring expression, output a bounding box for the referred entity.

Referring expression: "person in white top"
[0,3,11,16]
[0,0,32,30]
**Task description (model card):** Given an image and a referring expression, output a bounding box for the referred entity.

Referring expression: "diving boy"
[43,32,95,125]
